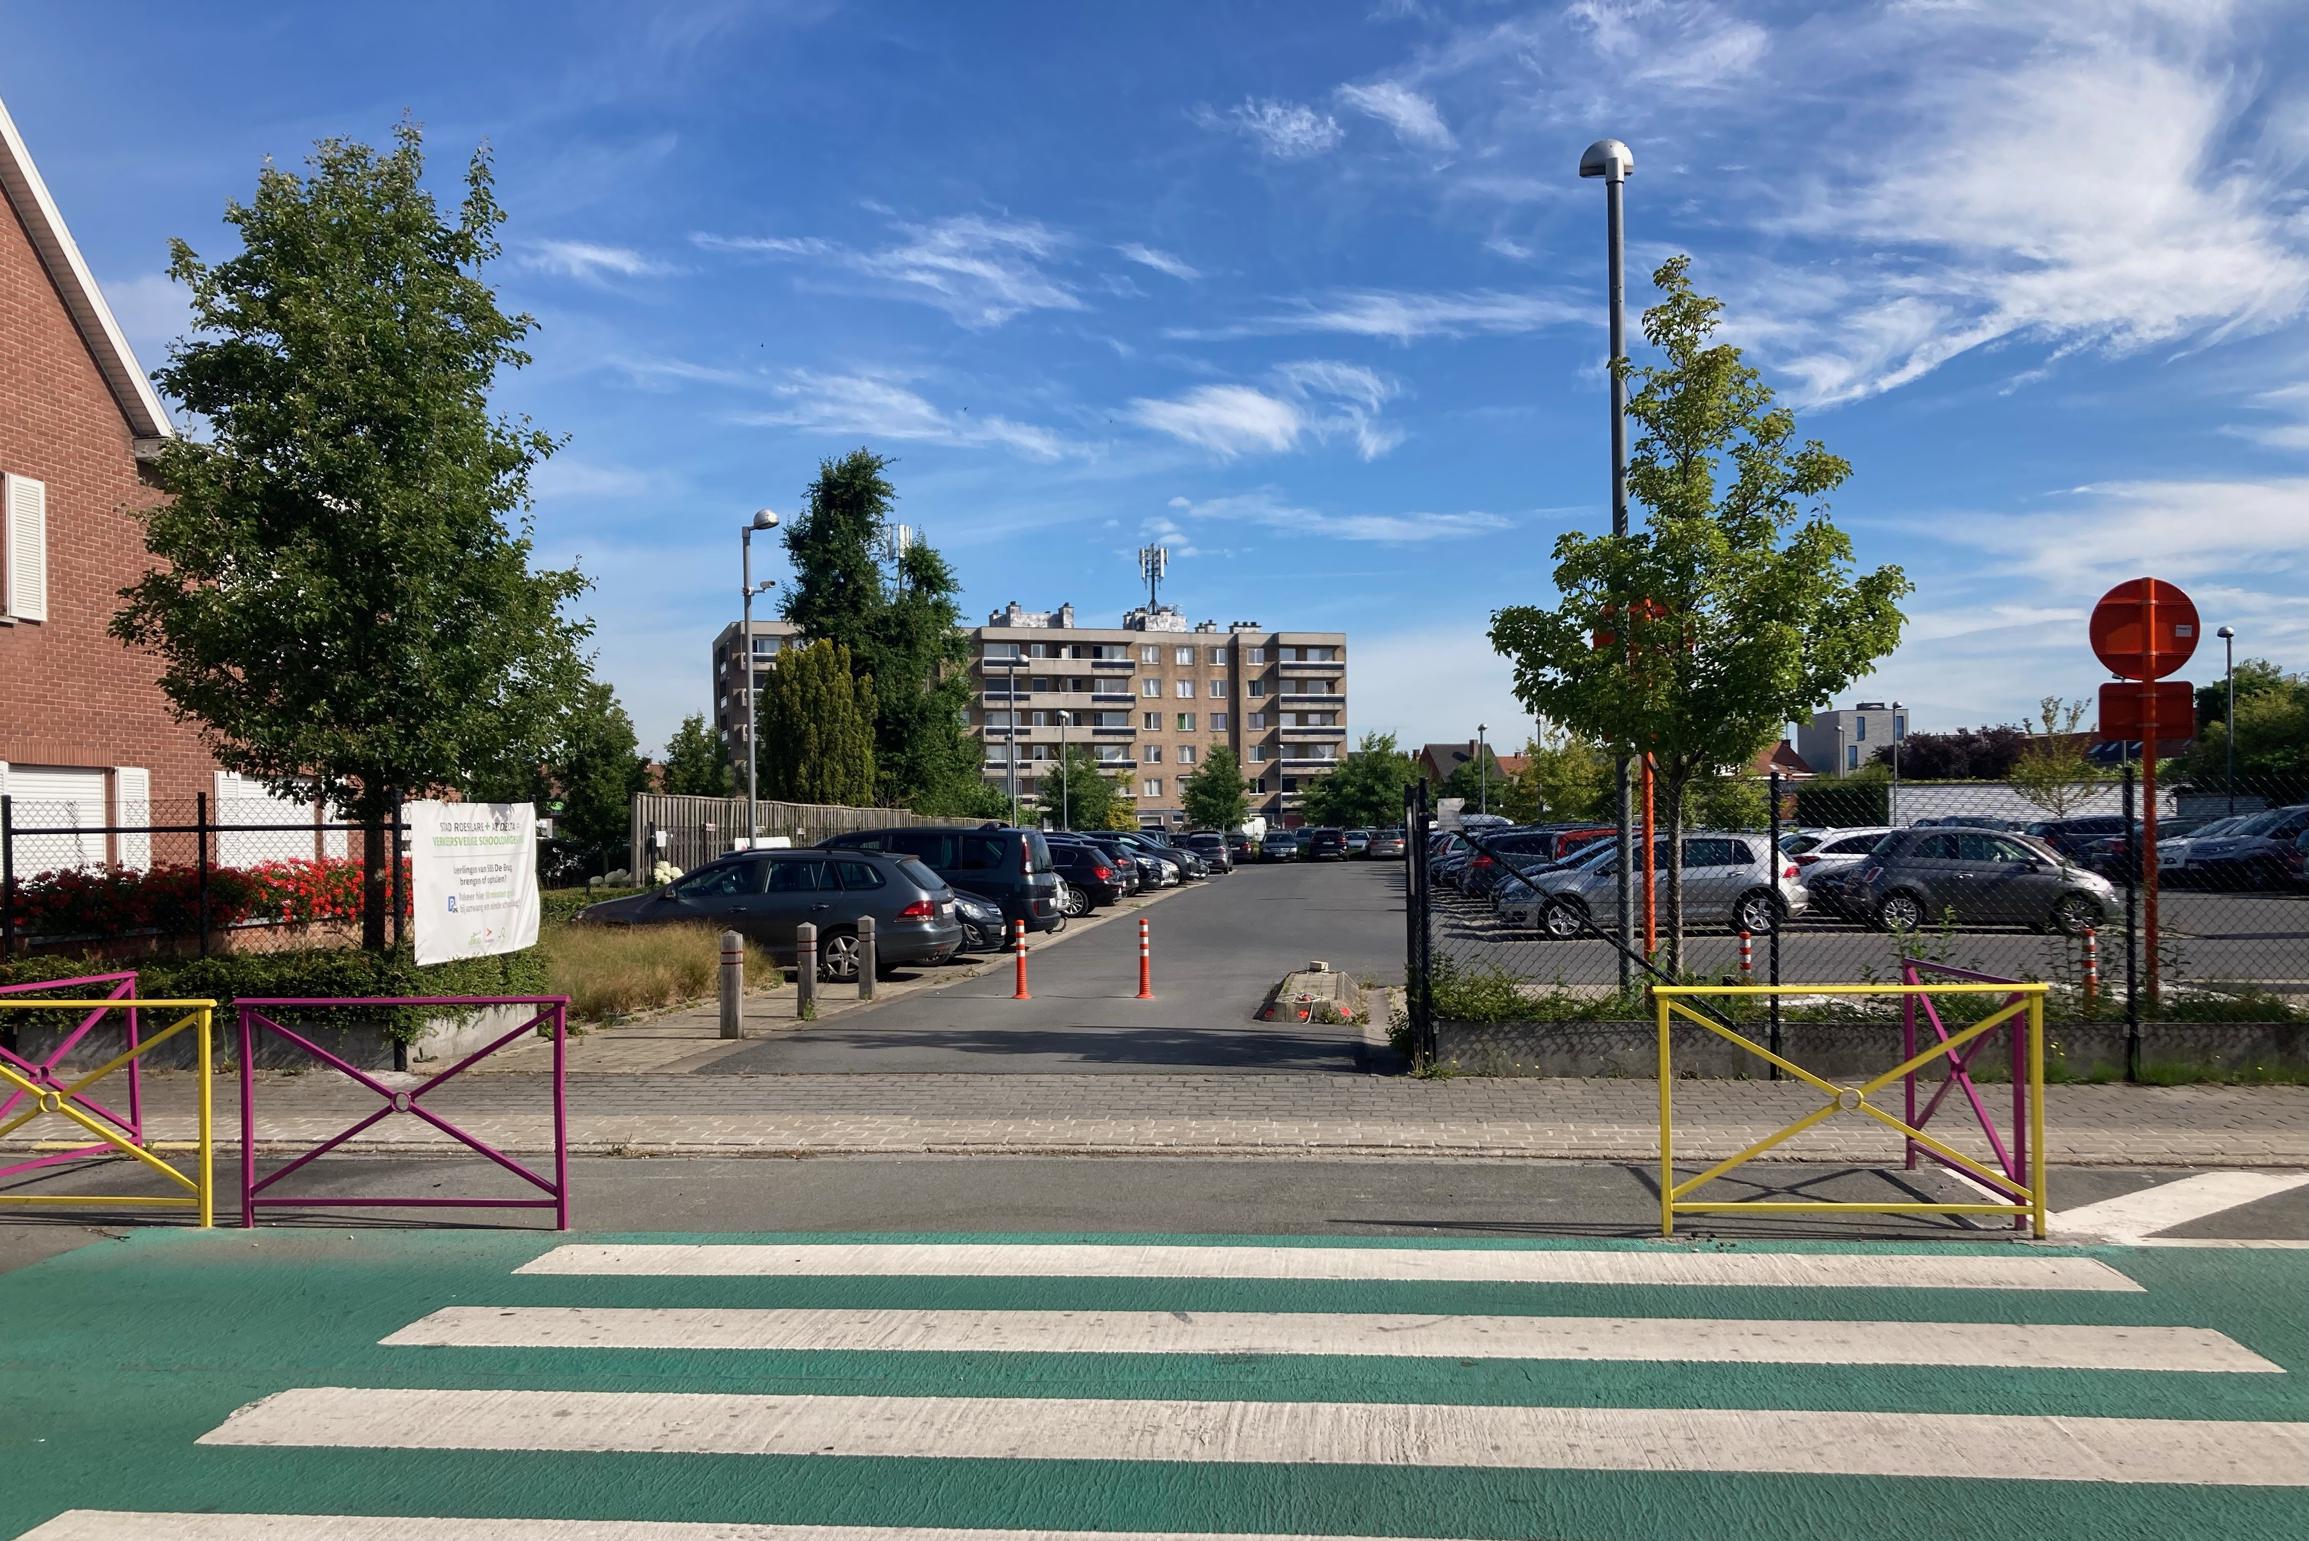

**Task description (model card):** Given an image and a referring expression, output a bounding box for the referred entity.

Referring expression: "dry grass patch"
[541,922,782,1022]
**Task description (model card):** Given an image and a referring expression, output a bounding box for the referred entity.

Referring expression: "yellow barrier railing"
[1654,983,2047,1239]
[0,999,215,1226]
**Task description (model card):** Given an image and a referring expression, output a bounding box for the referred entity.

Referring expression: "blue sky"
[7,0,2307,759]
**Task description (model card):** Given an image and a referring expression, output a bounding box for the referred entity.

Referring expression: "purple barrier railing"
[1899,957,2030,1230]
[0,972,142,1179]
[236,995,569,1229]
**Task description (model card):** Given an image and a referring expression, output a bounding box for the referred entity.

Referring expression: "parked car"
[1500,833,1807,939]
[2157,804,2309,891]
[1261,829,1300,862]
[1182,831,1235,871]
[949,888,1008,953]
[1072,831,1165,889]
[1047,841,1126,914]
[1226,830,1257,862]
[2020,815,2132,862]
[1456,825,1615,899]
[1911,815,2028,831]
[817,824,1063,933]
[578,848,962,979]
[1305,827,1350,861]
[1366,829,1408,859]
[1846,827,2115,933]
[1345,829,1373,857]
[1785,827,1893,915]
[1122,831,1208,879]
[2078,815,2223,881]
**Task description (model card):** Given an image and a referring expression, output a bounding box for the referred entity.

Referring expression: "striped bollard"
[1738,929,1753,981]
[1136,917,1154,1000]
[1012,919,1031,1000]
[2082,925,2099,1007]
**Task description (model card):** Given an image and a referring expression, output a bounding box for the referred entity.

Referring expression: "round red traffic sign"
[2090,577,2199,681]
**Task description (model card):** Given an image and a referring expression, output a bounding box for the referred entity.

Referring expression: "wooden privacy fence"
[629,794,940,875]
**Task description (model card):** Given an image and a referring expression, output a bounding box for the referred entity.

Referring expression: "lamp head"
[750,508,779,531]
[1579,138,1634,183]
[2217,625,2235,639]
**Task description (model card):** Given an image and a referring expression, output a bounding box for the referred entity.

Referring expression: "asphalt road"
[1432,883,2309,990]
[703,858,1408,1074]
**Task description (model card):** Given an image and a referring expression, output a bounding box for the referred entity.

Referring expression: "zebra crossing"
[16,1234,2309,1540]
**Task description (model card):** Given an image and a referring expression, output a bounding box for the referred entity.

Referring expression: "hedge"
[0,944,549,1045]
[541,886,647,926]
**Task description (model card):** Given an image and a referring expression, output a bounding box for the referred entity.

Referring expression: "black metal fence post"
[1,792,16,963]
[195,791,212,959]
[1767,770,1782,1077]
[2121,763,2140,1083]
[390,795,405,951]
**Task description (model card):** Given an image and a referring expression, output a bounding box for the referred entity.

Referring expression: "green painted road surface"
[4,1230,2306,1540]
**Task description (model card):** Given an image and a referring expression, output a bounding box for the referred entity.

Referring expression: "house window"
[1141,679,1160,697]
[1212,712,1228,732]
[1847,745,1860,771]
[1249,711,1266,730]
[1175,646,1193,664]
[1208,648,1224,666]
[1143,778,1163,799]
[1031,677,1052,693]
[1856,716,1867,741]
[1029,642,1047,658]
[1248,647,1266,664]
[1143,711,1161,730]
[1251,745,1269,763]
[1247,681,1266,698]
[1894,713,1906,741]
[1139,644,1159,663]
[1176,679,1193,698]
[1209,679,1226,698]
[1145,744,1162,763]
[1178,744,1196,765]
[1249,778,1267,794]
[1176,712,1194,732]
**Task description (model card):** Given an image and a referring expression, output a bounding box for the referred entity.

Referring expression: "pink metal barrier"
[236,995,569,1229]
[1898,957,2032,1230]
[0,972,143,1179]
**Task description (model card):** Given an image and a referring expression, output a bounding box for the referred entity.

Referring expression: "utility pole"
[1581,136,1635,986]
[740,507,779,845]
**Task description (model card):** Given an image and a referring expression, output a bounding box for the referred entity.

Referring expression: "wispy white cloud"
[730,369,1081,461]
[1483,236,1534,261]
[691,214,1083,327]
[1172,287,1586,342]
[1567,0,1768,90]
[609,355,759,390]
[2233,383,2309,452]
[531,458,660,500]
[1115,242,1201,281]
[519,239,677,284]
[1170,489,1507,543]
[1195,98,1343,160]
[1131,361,1403,460]
[1930,475,2309,588]
[1337,81,1456,151]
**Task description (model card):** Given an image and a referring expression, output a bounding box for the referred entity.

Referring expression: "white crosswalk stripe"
[383,1303,2281,1373]
[20,1520,1466,1541]
[515,1241,2141,1291]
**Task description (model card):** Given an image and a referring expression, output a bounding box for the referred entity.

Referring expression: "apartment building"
[708,618,802,764]
[1796,701,1907,776]
[969,601,1347,828]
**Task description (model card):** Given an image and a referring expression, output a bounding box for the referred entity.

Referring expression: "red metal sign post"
[2090,577,2198,1005]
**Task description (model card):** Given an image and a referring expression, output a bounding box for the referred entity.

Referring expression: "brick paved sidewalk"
[9,1071,2306,1166]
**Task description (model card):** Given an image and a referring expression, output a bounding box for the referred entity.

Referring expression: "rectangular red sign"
[2098,680,2192,741]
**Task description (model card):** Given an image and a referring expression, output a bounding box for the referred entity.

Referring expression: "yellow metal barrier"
[1654,983,2047,1239]
[0,999,215,1226]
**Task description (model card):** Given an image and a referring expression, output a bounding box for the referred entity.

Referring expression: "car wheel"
[1875,892,1925,932]
[2050,893,2102,935]
[1061,883,1091,918]
[1733,888,1781,935]
[1542,899,1588,941]
[817,927,861,983]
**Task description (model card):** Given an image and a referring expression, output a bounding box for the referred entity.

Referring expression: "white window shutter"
[321,800,349,859]
[0,761,10,804]
[113,767,152,871]
[3,473,48,622]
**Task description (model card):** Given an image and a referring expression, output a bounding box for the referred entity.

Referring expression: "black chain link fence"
[1404,769,2309,1080]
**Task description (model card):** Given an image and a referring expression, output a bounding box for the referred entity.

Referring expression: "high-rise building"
[968,602,1347,829]
[709,618,802,769]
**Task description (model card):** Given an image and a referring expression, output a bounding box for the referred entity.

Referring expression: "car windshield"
[2231,809,2289,836]
[895,857,945,893]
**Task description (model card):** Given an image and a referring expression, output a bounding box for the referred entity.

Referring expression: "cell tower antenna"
[1137,544,1168,610]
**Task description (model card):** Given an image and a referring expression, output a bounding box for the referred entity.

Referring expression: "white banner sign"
[408,800,540,966]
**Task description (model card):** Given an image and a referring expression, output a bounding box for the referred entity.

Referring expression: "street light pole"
[1582,136,1635,987]
[2217,625,2236,815]
[1058,711,1072,829]
[1477,723,1489,817]
[1889,700,1904,825]
[740,507,779,847]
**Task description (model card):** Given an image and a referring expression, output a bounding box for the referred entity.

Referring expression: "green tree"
[1488,256,1910,970]
[1299,732,1418,828]
[2009,696,2107,817]
[780,450,981,809]
[1038,743,1125,831]
[1181,745,1250,831]
[660,712,734,798]
[552,677,651,857]
[113,122,588,947]
[1688,773,1768,831]
[757,640,877,805]
[1515,733,1610,821]
[2184,660,2309,792]
[1439,747,1508,815]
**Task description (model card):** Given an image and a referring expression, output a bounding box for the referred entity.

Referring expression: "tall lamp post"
[1476,722,1489,817]
[1889,700,1905,824]
[1581,135,1636,987]
[740,507,779,846]
[2217,625,2236,814]
[1058,711,1073,829]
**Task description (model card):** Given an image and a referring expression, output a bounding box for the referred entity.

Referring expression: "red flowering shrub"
[6,857,413,939]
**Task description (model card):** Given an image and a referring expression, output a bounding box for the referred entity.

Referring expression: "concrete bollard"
[718,930,745,1040]
[796,922,818,1018]
[858,915,877,1001]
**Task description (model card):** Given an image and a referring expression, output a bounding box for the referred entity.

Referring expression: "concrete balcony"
[1282,756,1340,770]
[1278,690,1344,706]
[1286,721,1348,736]
[1277,657,1341,672]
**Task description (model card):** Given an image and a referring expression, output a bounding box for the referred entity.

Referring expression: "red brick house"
[0,96,221,873]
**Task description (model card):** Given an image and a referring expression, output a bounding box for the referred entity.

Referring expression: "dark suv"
[1304,827,1349,861]
[818,824,1063,933]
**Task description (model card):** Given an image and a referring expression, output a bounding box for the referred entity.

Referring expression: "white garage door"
[215,772,325,868]
[6,765,108,876]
